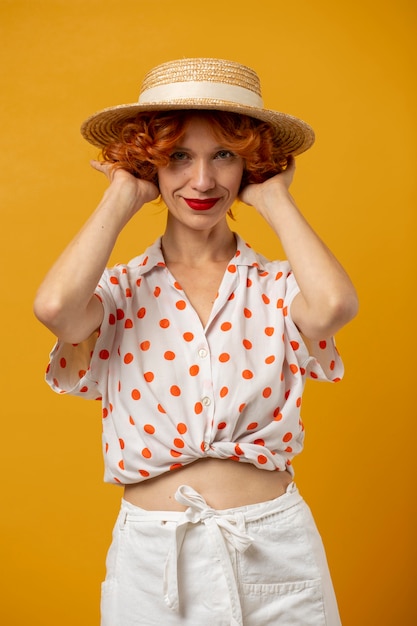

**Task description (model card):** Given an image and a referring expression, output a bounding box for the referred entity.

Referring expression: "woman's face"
[157,115,244,230]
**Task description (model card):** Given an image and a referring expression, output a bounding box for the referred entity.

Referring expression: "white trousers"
[101,482,342,625]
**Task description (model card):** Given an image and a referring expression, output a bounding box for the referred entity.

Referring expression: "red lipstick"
[184,198,219,210]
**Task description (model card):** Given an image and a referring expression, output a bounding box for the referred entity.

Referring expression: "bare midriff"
[123,458,293,511]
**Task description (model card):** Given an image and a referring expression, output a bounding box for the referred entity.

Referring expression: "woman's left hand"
[239,156,296,216]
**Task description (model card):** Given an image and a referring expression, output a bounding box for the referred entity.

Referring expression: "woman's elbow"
[33,290,63,330]
[33,291,99,344]
[317,290,359,339]
[298,290,359,341]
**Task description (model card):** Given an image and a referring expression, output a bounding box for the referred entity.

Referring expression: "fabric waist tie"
[164,485,251,625]
[163,482,300,626]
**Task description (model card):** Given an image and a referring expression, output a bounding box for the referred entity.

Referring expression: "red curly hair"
[101,110,288,191]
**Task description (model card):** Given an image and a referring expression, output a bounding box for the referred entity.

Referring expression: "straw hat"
[81,58,315,156]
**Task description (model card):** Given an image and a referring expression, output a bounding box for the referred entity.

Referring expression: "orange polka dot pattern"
[46,235,344,485]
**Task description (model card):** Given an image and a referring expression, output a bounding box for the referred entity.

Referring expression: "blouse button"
[203,441,210,452]
[198,348,208,359]
[202,396,211,406]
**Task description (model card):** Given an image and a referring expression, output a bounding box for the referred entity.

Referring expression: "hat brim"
[80,100,315,157]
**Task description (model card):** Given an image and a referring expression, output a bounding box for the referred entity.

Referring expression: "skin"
[34,115,358,510]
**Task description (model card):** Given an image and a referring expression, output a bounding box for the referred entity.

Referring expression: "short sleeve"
[46,331,102,399]
[45,279,119,399]
[283,270,344,383]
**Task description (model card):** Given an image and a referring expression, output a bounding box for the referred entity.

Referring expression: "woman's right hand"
[91,160,160,225]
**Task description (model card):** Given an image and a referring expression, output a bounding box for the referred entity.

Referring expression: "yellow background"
[1,0,416,624]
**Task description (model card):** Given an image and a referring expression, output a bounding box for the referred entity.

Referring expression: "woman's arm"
[240,158,359,340]
[34,163,159,344]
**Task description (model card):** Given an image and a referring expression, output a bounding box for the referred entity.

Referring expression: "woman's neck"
[161,222,236,267]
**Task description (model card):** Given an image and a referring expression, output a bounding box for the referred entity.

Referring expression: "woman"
[34,58,358,625]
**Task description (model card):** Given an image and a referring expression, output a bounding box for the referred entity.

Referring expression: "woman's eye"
[170,151,189,161]
[215,150,235,159]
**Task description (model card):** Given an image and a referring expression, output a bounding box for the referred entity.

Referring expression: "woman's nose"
[190,159,215,191]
